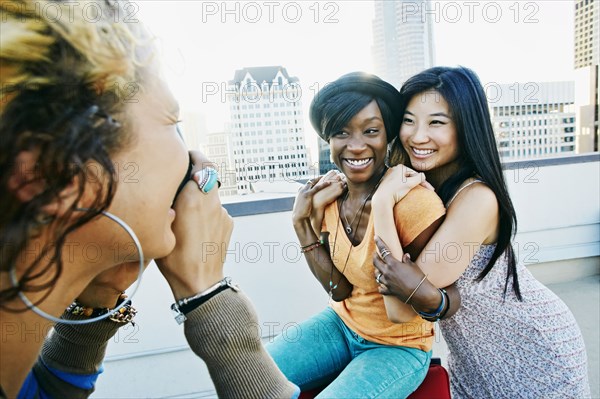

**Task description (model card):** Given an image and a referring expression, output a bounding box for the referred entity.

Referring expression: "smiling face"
[400,90,459,173]
[329,100,388,185]
[103,73,189,260]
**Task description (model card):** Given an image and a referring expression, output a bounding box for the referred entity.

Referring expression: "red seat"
[298,358,451,399]
[407,358,451,399]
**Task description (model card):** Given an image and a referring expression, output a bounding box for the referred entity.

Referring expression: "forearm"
[372,199,416,321]
[438,284,461,319]
[382,296,420,323]
[404,280,462,323]
[372,198,404,259]
[293,217,351,301]
[183,288,297,399]
[309,206,324,237]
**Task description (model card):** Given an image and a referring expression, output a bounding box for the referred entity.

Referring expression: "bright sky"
[136,0,575,152]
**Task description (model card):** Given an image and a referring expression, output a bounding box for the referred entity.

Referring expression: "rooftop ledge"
[92,153,599,398]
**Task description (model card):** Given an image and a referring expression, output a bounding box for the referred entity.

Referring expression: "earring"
[9,209,144,325]
[385,147,391,168]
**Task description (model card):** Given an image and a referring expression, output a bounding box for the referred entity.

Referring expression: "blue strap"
[18,361,103,399]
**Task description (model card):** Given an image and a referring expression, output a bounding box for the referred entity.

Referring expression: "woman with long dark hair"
[372,66,590,398]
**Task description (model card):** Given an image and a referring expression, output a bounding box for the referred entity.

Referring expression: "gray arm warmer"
[184,288,298,399]
[31,313,122,399]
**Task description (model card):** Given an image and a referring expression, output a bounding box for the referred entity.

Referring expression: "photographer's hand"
[156,151,234,300]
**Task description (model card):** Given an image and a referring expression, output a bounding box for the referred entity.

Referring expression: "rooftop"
[91,154,600,398]
[229,66,299,87]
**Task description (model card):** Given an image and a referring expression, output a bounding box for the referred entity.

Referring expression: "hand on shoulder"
[156,151,234,300]
[312,170,346,211]
[372,165,431,207]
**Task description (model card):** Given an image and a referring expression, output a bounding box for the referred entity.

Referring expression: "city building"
[491,82,576,160]
[574,0,599,153]
[371,0,435,89]
[317,137,337,174]
[574,0,599,69]
[201,130,238,198]
[228,66,310,194]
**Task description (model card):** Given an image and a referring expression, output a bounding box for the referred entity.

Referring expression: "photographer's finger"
[191,168,221,194]
[189,150,217,172]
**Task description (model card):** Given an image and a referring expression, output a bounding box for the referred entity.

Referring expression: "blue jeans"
[266,307,431,399]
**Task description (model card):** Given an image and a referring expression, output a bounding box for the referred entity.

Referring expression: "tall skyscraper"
[371,0,435,89]
[574,0,599,69]
[228,66,310,194]
[491,82,576,161]
[574,0,599,152]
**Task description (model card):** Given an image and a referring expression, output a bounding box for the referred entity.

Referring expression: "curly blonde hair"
[0,0,151,308]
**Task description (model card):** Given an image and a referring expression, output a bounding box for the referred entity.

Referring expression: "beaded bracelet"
[301,241,322,253]
[66,293,137,325]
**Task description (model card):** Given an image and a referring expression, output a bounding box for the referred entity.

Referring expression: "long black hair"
[391,66,521,300]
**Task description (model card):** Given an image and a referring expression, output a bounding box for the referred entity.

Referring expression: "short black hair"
[318,92,395,143]
[310,72,401,143]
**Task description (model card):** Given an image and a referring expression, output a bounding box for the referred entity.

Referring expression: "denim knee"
[266,308,352,389]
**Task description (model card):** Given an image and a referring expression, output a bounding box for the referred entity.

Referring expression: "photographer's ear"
[8,149,81,218]
[40,182,80,218]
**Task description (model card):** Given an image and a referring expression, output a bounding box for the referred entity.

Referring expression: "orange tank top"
[322,185,446,351]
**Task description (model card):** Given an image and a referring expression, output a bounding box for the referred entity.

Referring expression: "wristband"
[413,288,449,322]
[171,277,239,324]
